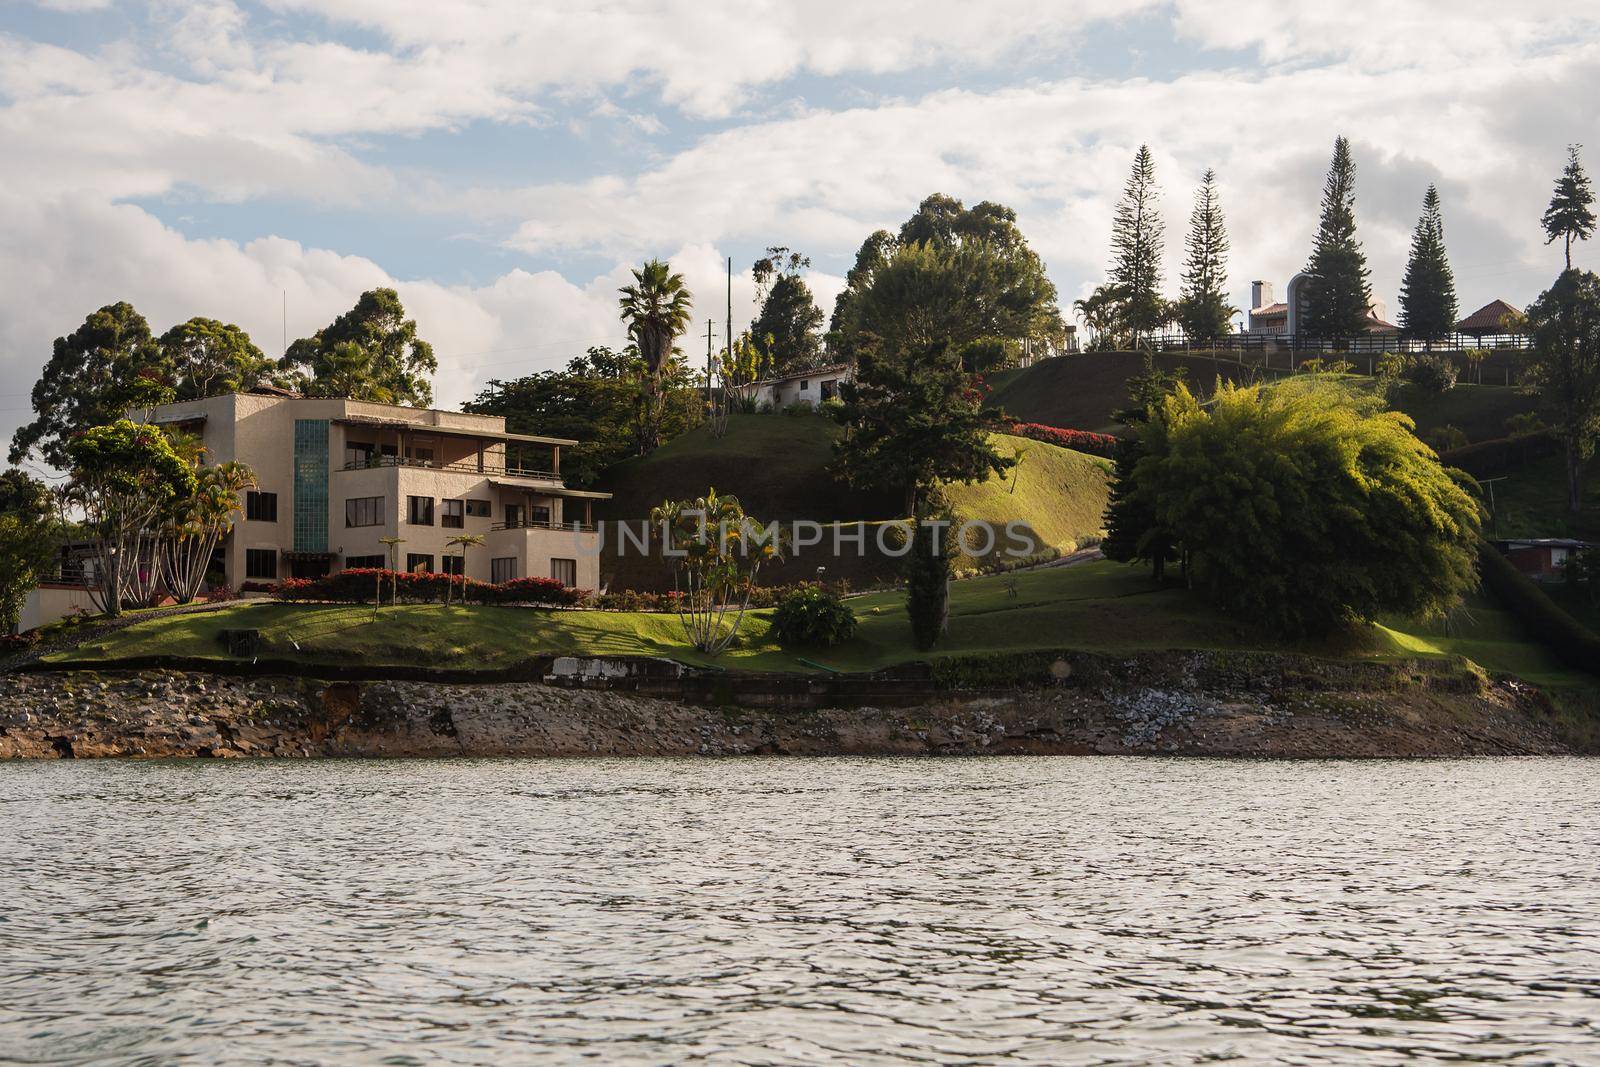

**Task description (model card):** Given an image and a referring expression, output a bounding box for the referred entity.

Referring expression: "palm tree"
[162,460,256,603]
[618,259,693,452]
[445,533,484,605]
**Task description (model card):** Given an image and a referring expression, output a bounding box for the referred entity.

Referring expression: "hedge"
[1476,540,1600,679]
[1439,431,1560,478]
[1005,422,1118,458]
[272,569,586,607]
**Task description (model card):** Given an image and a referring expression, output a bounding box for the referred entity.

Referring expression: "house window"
[442,555,464,576]
[406,553,434,573]
[344,555,386,570]
[407,496,434,525]
[245,549,278,579]
[245,491,277,522]
[346,496,383,528]
[800,379,810,390]
[504,503,524,528]
[465,499,492,518]
[442,499,465,528]
[491,557,519,584]
[551,558,577,587]
[530,504,551,526]
[344,442,376,468]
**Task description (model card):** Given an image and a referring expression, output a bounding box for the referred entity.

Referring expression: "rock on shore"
[0,659,1574,759]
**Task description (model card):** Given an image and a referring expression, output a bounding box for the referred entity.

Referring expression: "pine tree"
[1175,169,1234,343]
[1109,145,1166,342]
[1543,144,1597,271]
[1301,136,1373,340]
[1398,184,1459,347]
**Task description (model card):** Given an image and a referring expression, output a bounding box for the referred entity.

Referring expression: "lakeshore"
[0,650,1577,760]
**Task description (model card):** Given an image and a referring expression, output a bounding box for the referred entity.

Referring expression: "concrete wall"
[19,583,98,633]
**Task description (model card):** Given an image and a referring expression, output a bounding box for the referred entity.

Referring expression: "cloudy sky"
[2,0,1598,445]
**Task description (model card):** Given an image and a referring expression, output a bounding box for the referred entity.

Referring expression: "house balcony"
[337,454,560,483]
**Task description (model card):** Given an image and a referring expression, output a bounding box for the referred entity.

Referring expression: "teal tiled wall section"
[293,419,330,553]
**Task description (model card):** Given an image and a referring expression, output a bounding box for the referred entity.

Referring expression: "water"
[2,758,1598,1066]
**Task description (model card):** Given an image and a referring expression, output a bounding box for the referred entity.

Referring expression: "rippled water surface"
[3,758,1599,1065]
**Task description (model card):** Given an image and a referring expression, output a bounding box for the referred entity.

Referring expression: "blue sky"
[1,0,1596,440]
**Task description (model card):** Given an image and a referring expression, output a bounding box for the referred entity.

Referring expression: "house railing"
[490,519,597,534]
[338,455,558,480]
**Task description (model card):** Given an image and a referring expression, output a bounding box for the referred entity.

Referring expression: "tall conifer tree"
[1109,145,1166,342]
[1543,144,1597,271]
[1175,169,1234,343]
[1398,184,1459,346]
[1301,136,1373,339]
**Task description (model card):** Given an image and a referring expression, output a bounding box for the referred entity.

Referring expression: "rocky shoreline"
[0,654,1578,759]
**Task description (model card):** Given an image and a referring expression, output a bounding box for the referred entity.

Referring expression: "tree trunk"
[1568,440,1584,515]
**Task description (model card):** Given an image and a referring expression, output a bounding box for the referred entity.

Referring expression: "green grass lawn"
[46,560,1586,687]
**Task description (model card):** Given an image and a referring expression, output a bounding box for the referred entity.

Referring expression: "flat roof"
[335,416,578,447]
[488,479,612,500]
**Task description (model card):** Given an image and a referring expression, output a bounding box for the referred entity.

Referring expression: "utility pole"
[705,318,714,413]
[725,257,733,383]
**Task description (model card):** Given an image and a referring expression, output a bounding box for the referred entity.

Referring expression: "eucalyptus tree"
[279,288,437,406]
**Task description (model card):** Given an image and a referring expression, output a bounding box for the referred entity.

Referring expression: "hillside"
[985,352,1540,441]
[593,413,1112,590]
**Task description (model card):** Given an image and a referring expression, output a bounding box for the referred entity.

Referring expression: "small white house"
[748,362,854,410]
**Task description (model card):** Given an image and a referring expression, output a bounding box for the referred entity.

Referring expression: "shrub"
[1375,351,1410,382]
[485,576,586,607]
[1425,424,1469,452]
[1478,541,1600,679]
[1125,378,1481,636]
[1005,422,1118,458]
[1406,353,1458,394]
[782,399,814,416]
[818,397,846,422]
[770,585,858,647]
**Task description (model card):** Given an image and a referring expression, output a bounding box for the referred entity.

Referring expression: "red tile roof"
[1457,299,1523,333]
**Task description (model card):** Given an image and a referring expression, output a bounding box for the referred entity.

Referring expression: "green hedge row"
[1477,540,1600,679]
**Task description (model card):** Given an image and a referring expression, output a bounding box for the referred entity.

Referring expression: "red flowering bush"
[271,568,585,606]
[1005,422,1118,457]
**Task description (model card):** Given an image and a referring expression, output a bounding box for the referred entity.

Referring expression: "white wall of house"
[18,583,97,633]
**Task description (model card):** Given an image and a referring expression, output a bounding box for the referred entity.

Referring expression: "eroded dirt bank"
[0,654,1578,759]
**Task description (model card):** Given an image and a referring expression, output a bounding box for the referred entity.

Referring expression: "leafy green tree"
[846,240,1055,360]
[67,420,196,617]
[1109,145,1167,343]
[619,259,695,453]
[161,317,275,400]
[279,288,437,406]
[466,347,700,485]
[1101,358,1187,581]
[1523,269,1600,513]
[751,247,824,372]
[1175,169,1234,343]
[1126,378,1480,636]
[1301,136,1374,340]
[10,302,175,467]
[827,195,1064,363]
[0,470,60,633]
[1398,185,1459,347]
[832,252,1015,515]
[1543,144,1597,271]
[826,229,897,362]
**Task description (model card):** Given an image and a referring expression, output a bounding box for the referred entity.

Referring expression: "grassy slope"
[49,561,1585,687]
[592,413,1111,591]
